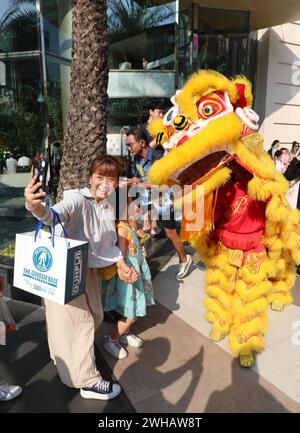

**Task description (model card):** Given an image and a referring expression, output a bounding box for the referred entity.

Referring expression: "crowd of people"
[0,142,62,180]
[268,139,300,177]
[267,139,300,212]
[266,138,300,278]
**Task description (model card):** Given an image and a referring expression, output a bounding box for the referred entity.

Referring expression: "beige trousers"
[44,268,103,389]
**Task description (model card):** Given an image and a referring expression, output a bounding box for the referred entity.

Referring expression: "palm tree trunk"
[57,0,108,199]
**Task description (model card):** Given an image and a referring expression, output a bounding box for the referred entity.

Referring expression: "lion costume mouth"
[148,109,244,188]
[169,145,234,186]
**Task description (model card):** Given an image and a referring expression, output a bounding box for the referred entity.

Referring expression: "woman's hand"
[117,259,139,283]
[24,176,46,216]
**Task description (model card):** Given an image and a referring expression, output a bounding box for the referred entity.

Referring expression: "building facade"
[256,22,300,147]
[0,0,300,245]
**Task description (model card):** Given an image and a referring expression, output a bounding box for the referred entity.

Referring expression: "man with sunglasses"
[126,128,193,279]
[126,128,162,235]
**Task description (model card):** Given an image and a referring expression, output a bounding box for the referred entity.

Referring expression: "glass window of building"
[0,0,71,253]
[0,0,42,166]
[108,0,176,71]
[0,0,42,252]
[0,0,70,174]
[197,7,256,80]
[106,0,176,156]
[179,1,257,85]
[0,0,39,53]
[0,0,43,167]
[41,0,71,150]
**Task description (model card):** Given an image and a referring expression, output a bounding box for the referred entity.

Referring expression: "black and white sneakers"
[80,379,121,400]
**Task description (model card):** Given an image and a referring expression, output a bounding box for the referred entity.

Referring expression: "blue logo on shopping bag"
[32,247,53,272]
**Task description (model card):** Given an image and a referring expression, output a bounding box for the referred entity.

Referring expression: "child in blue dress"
[101,194,155,360]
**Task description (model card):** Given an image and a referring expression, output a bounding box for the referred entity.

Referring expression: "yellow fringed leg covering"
[228,264,272,361]
[267,265,295,311]
[203,252,236,341]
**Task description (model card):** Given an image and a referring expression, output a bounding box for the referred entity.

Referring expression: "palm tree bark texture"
[57,0,108,200]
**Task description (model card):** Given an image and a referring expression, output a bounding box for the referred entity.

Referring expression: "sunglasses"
[126,140,141,148]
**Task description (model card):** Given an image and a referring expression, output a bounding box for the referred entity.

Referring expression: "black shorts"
[160,207,176,230]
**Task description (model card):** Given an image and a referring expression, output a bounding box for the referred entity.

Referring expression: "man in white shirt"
[5,153,17,173]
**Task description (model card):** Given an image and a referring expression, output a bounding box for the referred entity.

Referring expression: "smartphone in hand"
[33,157,48,192]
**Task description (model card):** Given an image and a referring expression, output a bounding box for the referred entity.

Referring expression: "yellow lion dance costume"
[148,69,300,367]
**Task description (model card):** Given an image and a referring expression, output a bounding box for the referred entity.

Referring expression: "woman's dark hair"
[274,149,282,158]
[271,140,280,147]
[89,155,121,178]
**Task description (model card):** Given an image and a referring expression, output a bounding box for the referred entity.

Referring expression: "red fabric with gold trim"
[214,175,266,251]
[240,123,255,138]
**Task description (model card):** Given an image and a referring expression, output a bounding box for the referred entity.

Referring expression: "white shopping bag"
[13,212,88,305]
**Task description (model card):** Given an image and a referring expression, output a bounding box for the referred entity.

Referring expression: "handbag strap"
[50,208,69,239]
[34,220,53,245]
[34,208,69,247]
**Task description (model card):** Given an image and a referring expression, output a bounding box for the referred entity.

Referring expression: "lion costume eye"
[196,94,225,120]
[203,104,215,116]
[163,106,179,126]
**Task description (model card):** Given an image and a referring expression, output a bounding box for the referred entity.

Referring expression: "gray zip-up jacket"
[31,188,123,268]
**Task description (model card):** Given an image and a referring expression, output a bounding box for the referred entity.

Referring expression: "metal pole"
[36,0,53,204]
[174,0,180,90]
[36,0,49,154]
